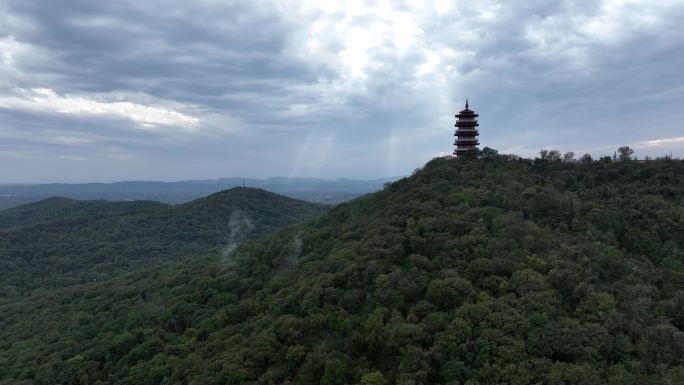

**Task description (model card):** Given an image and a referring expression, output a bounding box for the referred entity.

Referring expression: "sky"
[1,0,684,183]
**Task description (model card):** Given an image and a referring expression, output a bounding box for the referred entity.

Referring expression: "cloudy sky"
[1,0,684,182]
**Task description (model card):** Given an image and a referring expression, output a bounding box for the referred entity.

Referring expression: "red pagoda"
[453,100,479,157]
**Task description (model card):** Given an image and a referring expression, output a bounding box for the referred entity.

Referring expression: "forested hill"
[0,187,327,294]
[2,156,684,384]
[0,197,165,231]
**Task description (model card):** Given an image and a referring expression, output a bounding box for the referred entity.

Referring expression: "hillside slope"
[0,188,327,294]
[1,156,683,384]
[0,197,165,231]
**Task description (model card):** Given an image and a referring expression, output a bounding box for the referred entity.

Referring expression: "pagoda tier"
[453,100,480,157]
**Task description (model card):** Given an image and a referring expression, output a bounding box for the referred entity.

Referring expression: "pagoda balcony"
[454,141,480,146]
[456,122,479,127]
[455,131,479,135]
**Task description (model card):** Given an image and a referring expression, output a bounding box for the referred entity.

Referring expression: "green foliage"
[0,188,327,294]
[1,157,684,384]
[0,197,166,231]
[361,371,386,385]
[617,146,635,161]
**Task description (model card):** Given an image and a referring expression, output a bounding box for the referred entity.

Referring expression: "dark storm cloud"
[1,0,684,182]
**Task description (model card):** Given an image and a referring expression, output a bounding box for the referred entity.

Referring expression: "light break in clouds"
[1,0,684,182]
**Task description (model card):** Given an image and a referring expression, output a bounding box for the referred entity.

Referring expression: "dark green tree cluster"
[1,155,683,384]
[0,197,166,231]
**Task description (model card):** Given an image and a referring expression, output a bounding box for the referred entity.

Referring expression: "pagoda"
[453,100,479,157]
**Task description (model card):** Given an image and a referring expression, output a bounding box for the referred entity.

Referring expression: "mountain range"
[0,177,399,210]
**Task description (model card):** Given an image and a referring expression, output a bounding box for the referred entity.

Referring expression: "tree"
[361,371,386,385]
[539,149,561,162]
[425,277,474,309]
[563,152,575,163]
[617,146,634,161]
[580,153,593,163]
[320,359,347,385]
[481,147,499,159]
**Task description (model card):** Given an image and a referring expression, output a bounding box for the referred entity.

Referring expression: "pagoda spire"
[453,100,480,157]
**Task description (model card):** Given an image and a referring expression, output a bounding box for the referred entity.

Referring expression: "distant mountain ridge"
[0,176,399,209]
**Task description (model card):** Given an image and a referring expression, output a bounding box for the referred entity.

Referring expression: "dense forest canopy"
[1,153,683,385]
[0,197,167,231]
[0,188,327,294]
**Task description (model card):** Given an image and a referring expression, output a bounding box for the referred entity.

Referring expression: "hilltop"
[0,187,327,294]
[1,156,683,384]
